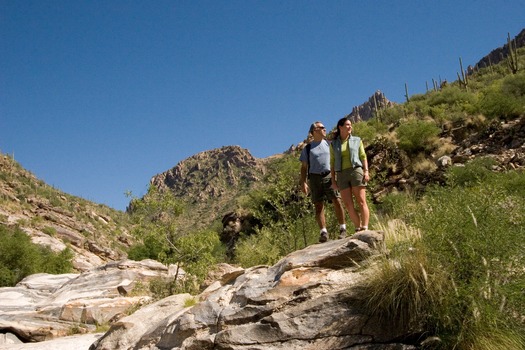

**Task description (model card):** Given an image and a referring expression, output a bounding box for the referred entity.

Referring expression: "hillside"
[0,154,134,271]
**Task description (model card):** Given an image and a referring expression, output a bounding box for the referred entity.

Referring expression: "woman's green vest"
[332,136,363,172]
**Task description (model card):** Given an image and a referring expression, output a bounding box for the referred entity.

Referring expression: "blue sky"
[1,1,524,211]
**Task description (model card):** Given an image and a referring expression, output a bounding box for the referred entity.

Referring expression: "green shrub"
[445,157,497,188]
[396,119,440,155]
[234,227,284,267]
[428,86,478,110]
[479,73,525,119]
[412,172,525,348]
[42,226,57,236]
[380,104,406,125]
[353,119,388,143]
[364,168,525,349]
[0,225,74,286]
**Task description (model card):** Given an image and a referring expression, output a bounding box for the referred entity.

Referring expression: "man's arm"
[300,161,309,194]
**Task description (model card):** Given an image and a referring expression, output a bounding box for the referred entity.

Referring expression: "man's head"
[309,121,326,141]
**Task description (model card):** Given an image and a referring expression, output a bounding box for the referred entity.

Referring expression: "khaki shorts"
[309,173,340,203]
[336,167,367,190]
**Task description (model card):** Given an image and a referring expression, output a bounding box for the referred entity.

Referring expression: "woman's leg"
[352,186,369,228]
[340,188,360,229]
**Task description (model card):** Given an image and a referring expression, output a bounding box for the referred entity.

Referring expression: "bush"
[428,86,478,111]
[353,119,388,143]
[363,168,525,349]
[235,154,320,266]
[0,225,73,286]
[413,172,525,348]
[396,119,441,155]
[479,73,525,119]
[445,157,497,188]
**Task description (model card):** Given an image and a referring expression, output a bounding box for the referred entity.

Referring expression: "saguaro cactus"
[457,57,469,90]
[506,32,519,74]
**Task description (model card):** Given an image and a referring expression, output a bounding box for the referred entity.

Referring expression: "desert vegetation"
[0,225,74,286]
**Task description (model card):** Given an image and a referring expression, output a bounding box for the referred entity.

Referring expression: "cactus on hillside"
[506,32,519,74]
[457,56,469,91]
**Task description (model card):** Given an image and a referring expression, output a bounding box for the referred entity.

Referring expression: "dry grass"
[362,219,449,331]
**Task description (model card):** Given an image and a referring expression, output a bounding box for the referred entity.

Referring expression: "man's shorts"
[308,172,340,203]
[336,167,367,191]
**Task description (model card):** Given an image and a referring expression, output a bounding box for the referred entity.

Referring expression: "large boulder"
[91,231,419,350]
[0,259,183,344]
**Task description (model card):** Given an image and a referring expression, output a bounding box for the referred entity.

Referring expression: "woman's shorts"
[308,173,339,203]
[336,167,367,190]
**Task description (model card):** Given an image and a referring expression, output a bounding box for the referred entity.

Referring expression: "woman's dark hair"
[333,117,351,140]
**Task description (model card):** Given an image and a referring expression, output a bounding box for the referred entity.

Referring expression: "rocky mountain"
[147,145,279,231]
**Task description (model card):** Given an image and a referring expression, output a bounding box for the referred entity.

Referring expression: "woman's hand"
[364,170,370,183]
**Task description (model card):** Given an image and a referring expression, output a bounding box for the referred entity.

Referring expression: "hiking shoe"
[319,231,328,243]
[338,228,347,239]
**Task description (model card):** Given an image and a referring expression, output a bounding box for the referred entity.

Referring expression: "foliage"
[380,104,406,125]
[0,224,73,286]
[352,118,388,143]
[127,185,184,263]
[396,119,441,155]
[127,185,224,295]
[235,154,318,267]
[184,297,198,308]
[445,157,497,187]
[479,72,525,119]
[371,166,525,349]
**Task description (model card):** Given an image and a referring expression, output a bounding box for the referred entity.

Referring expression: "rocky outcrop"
[0,231,424,350]
[451,116,525,167]
[0,259,183,346]
[0,333,103,350]
[146,146,268,231]
[347,90,396,123]
[150,146,264,203]
[89,230,423,350]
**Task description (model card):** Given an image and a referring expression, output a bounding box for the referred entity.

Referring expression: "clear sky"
[1,1,524,211]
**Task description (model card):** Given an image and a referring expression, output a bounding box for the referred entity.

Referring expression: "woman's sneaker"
[319,231,329,243]
[338,228,347,239]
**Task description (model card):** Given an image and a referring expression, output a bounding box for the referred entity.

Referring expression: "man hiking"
[299,121,346,242]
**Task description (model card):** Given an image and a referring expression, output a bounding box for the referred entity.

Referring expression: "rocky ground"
[1,229,426,350]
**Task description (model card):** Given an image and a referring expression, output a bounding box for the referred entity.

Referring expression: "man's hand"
[301,182,309,195]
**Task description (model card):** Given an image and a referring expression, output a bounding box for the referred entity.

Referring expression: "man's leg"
[332,197,345,225]
[314,201,326,230]
[314,201,329,242]
[331,197,347,238]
